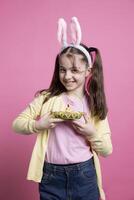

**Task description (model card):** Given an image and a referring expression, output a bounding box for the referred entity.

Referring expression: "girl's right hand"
[35,112,64,131]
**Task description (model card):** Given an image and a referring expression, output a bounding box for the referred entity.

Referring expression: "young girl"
[12,17,113,200]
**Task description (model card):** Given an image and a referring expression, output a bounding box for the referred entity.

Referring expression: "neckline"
[62,92,85,101]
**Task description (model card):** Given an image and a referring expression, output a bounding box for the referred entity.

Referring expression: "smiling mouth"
[65,81,75,84]
[65,81,75,85]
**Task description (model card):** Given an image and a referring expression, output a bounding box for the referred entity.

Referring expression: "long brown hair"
[35,43,108,120]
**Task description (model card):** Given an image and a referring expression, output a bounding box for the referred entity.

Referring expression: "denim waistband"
[43,157,94,173]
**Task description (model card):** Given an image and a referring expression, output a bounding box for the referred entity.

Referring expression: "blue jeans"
[39,157,100,200]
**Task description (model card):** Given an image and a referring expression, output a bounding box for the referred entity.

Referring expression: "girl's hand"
[35,112,64,131]
[71,113,96,138]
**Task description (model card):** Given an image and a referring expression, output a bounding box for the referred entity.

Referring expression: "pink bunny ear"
[57,17,92,68]
[70,16,82,45]
[57,18,68,48]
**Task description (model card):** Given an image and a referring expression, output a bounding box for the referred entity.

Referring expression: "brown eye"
[59,68,66,73]
[71,69,79,73]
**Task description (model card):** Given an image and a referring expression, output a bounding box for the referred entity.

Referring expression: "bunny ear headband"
[57,16,92,68]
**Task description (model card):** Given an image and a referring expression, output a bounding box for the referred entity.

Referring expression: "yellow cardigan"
[12,92,113,200]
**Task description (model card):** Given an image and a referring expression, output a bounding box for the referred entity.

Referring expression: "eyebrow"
[59,65,79,69]
[59,65,65,68]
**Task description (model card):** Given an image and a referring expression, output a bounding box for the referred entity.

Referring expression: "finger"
[50,123,56,128]
[42,112,53,119]
[72,124,83,132]
[72,120,83,128]
[83,113,89,123]
[51,118,65,123]
[72,124,80,132]
[72,124,77,129]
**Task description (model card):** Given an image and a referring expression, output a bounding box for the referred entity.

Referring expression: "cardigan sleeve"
[87,116,113,157]
[12,94,46,135]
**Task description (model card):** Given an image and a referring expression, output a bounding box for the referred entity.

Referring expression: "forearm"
[12,94,46,135]
[12,117,41,135]
[86,132,113,157]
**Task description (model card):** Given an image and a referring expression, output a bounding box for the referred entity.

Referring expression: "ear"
[85,67,92,77]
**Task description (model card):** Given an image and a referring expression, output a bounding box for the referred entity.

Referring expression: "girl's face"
[59,53,91,95]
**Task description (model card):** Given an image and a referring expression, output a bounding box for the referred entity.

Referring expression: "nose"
[64,71,72,80]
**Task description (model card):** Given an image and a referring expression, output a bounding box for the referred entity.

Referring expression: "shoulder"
[35,91,50,99]
[34,91,64,107]
[29,91,50,107]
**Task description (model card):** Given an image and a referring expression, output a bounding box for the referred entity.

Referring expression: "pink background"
[0,0,134,199]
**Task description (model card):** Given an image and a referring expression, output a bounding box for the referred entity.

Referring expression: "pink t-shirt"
[45,92,93,164]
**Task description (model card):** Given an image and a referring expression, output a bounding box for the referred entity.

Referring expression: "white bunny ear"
[57,18,68,48]
[70,16,82,45]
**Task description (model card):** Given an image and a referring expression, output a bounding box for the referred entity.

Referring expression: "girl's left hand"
[71,113,96,138]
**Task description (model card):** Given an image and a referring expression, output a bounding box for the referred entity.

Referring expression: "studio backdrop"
[0,0,134,199]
